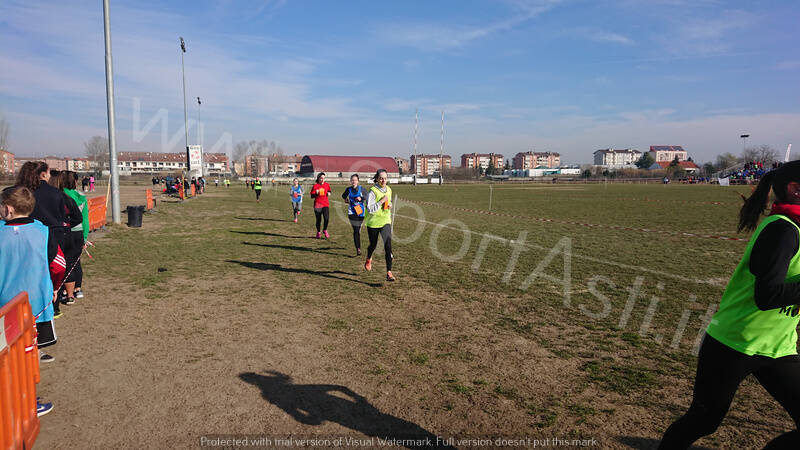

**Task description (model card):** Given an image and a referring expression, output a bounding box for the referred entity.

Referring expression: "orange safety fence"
[145,189,155,211]
[87,196,107,232]
[0,292,40,450]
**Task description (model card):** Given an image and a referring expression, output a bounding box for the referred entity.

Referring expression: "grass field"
[33,181,794,449]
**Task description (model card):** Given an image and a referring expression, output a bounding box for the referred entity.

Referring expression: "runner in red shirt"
[310,172,332,238]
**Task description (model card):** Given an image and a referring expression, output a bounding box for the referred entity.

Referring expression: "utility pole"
[102,0,120,224]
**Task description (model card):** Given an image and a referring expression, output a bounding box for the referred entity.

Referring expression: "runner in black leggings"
[310,172,332,239]
[659,161,800,449]
[364,169,395,281]
[341,174,366,256]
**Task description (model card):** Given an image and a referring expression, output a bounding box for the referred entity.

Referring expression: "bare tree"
[743,144,778,164]
[233,141,250,162]
[714,152,740,171]
[84,136,109,170]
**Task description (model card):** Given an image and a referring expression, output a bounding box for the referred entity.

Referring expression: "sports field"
[35,182,793,449]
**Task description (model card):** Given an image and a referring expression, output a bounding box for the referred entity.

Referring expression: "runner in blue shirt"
[341,174,366,256]
[290,178,303,223]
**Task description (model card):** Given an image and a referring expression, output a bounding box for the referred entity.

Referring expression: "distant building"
[513,151,561,169]
[245,155,268,177]
[233,161,245,176]
[0,149,14,175]
[593,148,642,167]
[410,154,452,176]
[117,151,229,175]
[649,160,700,174]
[267,153,303,175]
[461,153,504,171]
[299,155,399,178]
[65,157,92,172]
[394,157,410,174]
[649,146,688,163]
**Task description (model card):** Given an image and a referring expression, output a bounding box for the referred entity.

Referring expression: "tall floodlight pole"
[103,0,121,224]
[439,110,444,185]
[180,37,189,176]
[740,134,750,156]
[196,97,202,148]
[413,109,418,185]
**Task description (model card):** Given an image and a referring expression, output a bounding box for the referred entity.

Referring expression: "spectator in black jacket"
[16,162,72,318]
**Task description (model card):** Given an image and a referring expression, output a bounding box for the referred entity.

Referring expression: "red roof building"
[299,155,399,177]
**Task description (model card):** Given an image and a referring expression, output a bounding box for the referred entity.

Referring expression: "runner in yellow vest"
[254,178,262,201]
[364,169,395,281]
[660,161,800,449]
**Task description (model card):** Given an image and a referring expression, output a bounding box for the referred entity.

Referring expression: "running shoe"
[53,311,63,319]
[65,297,75,305]
[39,351,55,363]
[316,232,321,239]
[74,289,84,299]
[293,218,298,223]
[37,400,54,417]
[323,230,330,239]
[386,271,396,282]
[357,248,362,256]
[364,258,372,271]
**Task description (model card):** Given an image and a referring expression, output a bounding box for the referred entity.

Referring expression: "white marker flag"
[786,144,793,162]
[719,177,730,186]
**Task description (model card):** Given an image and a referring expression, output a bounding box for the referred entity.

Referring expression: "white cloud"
[374,0,561,51]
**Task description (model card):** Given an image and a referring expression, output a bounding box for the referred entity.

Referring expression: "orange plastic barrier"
[179,183,185,201]
[190,184,196,197]
[87,196,107,231]
[0,292,41,450]
[145,189,154,211]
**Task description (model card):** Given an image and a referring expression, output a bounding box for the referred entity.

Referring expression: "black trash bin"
[126,205,145,227]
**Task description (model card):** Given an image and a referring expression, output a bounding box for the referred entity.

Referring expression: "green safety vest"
[254,181,262,190]
[365,185,392,228]
[706,215,800,358]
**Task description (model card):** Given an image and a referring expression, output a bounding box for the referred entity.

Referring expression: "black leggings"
[315,207,329,232]
[659,334,800,449]
[366,225,392,271]
[255,189,261,200]
[349,215,363,250]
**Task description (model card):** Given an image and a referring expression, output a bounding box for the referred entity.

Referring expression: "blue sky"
[1,0,798,164]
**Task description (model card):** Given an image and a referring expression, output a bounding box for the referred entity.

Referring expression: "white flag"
[786,144,792,163]
[718,177,730,186]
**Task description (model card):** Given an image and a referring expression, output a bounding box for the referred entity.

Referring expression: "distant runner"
[254,178,262,201]
[290,178,303,223]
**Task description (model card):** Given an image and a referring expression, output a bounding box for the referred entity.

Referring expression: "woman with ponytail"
[660,161,800,449]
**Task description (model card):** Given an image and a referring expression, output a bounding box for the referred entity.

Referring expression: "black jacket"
[31,181,68,229]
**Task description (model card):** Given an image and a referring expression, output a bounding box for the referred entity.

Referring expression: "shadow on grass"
[242,241,344,256]
[239,371,454,449]
[234,216,286,222]
[230,230,310,239]
[226,260,382,287]
[616,436,713,450]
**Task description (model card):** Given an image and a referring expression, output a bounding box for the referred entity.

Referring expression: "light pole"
[180,37,189,176]
[196,97,202,149]
[102,0,121,224]
[413,109,418,185]
[740,134,750,157]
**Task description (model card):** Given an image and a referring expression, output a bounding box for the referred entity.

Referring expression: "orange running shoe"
[386,271,396,281]
[364,258,372,271]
